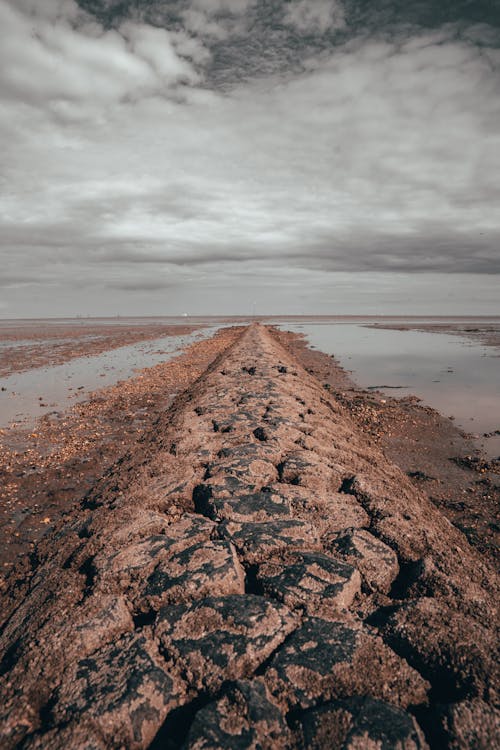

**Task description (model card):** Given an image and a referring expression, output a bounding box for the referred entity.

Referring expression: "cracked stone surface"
[325,527,399,594]
[298,696,428,749]
[185,680,293,750]
[256,550,361,618]
[155,594,298,694]
[264,616,429,711]
[0,324,498,749]
[218,519,322,565]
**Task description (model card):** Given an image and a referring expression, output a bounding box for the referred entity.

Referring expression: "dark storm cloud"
[1,0,499,315]
[76,0,500,84]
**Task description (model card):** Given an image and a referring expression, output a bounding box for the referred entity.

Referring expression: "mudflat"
[0,319,205,377]
[0,324,498,749]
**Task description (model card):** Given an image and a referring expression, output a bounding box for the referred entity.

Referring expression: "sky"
[1,0,499,317]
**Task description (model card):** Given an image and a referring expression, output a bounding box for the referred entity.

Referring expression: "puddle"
[0,327,221,429]
[279,322,500,459]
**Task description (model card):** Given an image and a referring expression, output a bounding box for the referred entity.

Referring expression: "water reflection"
[280,323,500,458]
[0,327,220,428]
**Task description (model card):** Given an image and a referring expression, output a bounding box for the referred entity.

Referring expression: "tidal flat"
[0,322,498,749]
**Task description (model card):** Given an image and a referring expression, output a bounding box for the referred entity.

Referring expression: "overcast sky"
[1,0,499,317]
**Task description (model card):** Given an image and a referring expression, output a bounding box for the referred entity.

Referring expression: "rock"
[22,722,107,750]
[278,451,334,493]
[193,484,291,522]
[435,699,500,749]
[298,696,428,749]
[269,484,370,531]
[135,539,245,612]
[320,493,371,531]
[0,595,135,747]
[256,551,361,618]
[265,617,429,711]
[325,528,399,593]
[95,514,217,591]
[185,680,294,749]
[219,519,321,565]
[206,444,279,485]
[156,595,299,693]
[1,323,497,749]
[51,634,185,750]
[381,598,499,703]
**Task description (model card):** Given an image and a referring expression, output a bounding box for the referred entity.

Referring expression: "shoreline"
[2,315,499,378]
[0,323,497,749]
[0,325,498,584]
[0,322,206,377]
[365,320,500,352]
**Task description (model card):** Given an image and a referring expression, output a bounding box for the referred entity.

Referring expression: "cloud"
[0,0,499,315]
[0,0,204,111]
[181,0,258,42]
[283,0,346,35]
[190,0,257,14]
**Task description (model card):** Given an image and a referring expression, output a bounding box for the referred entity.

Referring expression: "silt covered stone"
[156,594,299,693]
[256,550,361,617]
[50,633,185,750]
[218,519,322,565]
[325,527,399,594]
[185,680,294,750]
[298,696,429,749]
[265,617,429,711]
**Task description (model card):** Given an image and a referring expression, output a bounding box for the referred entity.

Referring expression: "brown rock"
[156,594,299,693]
[435,699,500,750]
[298,696,428,749]
[135,538,245,612]
[265,617,429,711]
[256,550,361,618]
[185,680,294,749]
[381,598,499,703]
[219,519,322,565]
[50,633,185,749]
[193,483,292,522]
[325,527,399,593]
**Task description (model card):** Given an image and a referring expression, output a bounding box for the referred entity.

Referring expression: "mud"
[0,326,242,572]
[0,324,498,749]
[365,319,500,351]
[0,321,203,377]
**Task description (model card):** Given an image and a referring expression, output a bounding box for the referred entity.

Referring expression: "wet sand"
[1,323,498,580]
[366,318,500,351]
[0,326,242,575]
[0,324,498,749]
[0,320,205,377]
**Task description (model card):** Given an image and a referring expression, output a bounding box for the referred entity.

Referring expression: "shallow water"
[1,319,499,458]
[280,322,500,458]
[0,327,221,428]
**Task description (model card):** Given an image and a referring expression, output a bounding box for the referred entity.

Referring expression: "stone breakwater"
[0,324,498,749]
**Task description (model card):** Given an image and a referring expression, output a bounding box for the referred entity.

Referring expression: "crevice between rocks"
[148,695,210,750]
[78,556,97,600]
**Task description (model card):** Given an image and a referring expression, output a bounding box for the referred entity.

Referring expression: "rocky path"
[0,324,498,749]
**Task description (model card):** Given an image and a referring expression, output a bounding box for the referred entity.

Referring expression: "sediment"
[0,324,498,749]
